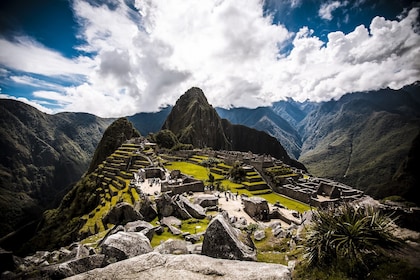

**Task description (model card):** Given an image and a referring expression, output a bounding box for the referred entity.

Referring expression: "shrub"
[303,204,399,277]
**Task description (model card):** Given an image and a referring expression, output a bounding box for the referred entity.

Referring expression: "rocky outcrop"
[156,194,208,220]
[254,230,266,241]
[39,254,105,279]
[136,197,158,222]
[100,231,152,264]
[202,214,256,261]
[102,202,143,225]
[242,197,270,221]
[154,239,189,255]
[67,252,291,280]
[124,220,155,241]
[155,193,176,217]
[179,196,206,219]
[194,195,219,208]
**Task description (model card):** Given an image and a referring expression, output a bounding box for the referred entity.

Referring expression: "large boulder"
[179,196,206,219]
[173,199,193,220]
[242,197,270,221]
[67,252,291,280]
[102,202,143,225]
[154,239,189,255]
[100,232,152,264]
[194,195,219,208]
[39,254,105,279]
[124,220,155,241]
[134,196,158,222]
[161,216,182,228]
[202,214,256,261]
[155,193,175,217]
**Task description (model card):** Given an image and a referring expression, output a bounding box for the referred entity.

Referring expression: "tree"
[229,163,246,183]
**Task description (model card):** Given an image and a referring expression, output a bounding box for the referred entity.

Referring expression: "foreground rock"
[39,254,105,279]
[202,214,256,261]
[67,252,291,280]
[101,232,152,264]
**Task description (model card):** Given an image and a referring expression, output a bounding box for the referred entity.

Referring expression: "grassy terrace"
[165,160,310,213]
[149,217,211,247]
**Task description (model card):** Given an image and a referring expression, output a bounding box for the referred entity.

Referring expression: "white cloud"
[319,1,347,21]
[0,0,419,117]
[0,93,54,114]
[0,37,93,77]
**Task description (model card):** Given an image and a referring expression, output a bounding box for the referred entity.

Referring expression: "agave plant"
[303,203,399,275]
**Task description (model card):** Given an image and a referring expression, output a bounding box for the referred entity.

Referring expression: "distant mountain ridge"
[216,83,420,204]
[0,99,113,238]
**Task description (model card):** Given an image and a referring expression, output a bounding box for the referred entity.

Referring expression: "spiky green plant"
[303,204,399,277]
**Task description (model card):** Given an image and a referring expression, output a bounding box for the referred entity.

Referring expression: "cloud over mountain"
[0,0,419,117]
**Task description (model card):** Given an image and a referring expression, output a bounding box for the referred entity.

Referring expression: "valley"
[1,85,419,279]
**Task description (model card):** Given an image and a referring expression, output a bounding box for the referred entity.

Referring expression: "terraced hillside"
[79,142,155,237]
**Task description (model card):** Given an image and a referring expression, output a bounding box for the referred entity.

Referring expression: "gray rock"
[154,239,189,255]
[66,244,91,261]
[134,196,158,222]
[174,199,193,219]
[125,220,153,232]
[125,220,155,240]
[272,225,286,238]
[66,252,291,280]
[194,195,219,207]
[185,234,201,243]
[202,214,257,261]
[167,225,183,235]
[40,254,105,279]
[179,196,206,219]
[102,202,143,225]
[187,243,202,254]
[101,231,152,264]
[161,216,182,228]
[242,196,270,221]
[155,193,175,217]
[254,230,266,241]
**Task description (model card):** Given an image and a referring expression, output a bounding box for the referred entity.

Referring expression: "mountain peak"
[162,87,230,149]
[175,87,210,108]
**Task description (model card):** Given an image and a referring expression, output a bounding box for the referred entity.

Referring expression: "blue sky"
[0,0,419,117]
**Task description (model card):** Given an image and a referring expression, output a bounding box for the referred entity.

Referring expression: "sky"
[0,0,419,117]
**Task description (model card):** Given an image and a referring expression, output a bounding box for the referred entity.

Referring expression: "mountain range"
[0,83,419,251]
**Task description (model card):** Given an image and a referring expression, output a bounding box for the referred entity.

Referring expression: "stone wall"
[162,181,204,195]
[275,185,312,204]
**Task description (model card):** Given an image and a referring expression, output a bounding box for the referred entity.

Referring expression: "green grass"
[166,160,310,213]
[228,183,310,213]
[166,161,224,181]
[254,228,302,265]
[150,218,209,247]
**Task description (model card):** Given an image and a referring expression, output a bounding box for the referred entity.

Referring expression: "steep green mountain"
[216,107,302,159]
[0,99,113,238]
[163,87,305,170]
[87,118,141,173]
[25,118,141,253]
[127,106,172,136]
[162,87,231,150]
[298,85,420,204]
